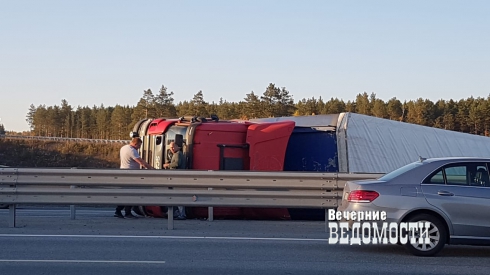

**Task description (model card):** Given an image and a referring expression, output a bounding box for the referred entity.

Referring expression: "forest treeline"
[19,83,490,140]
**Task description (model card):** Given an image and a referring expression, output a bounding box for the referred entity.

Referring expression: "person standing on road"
[163,141,186,220]
[115,137,154,219]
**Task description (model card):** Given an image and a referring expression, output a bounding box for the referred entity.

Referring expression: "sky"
[1,0,489,132]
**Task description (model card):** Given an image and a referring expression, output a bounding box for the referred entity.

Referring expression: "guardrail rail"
[0,168,381,230]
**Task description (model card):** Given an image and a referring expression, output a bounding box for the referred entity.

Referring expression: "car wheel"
[403,214,447,257]
[0,204,9,209]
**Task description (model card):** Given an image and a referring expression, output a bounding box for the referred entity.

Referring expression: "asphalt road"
[0,206,489,275]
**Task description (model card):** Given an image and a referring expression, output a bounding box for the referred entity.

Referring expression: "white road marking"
[0,259,165,264]
[0,234,328,242]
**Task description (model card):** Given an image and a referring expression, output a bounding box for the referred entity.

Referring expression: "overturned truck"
[133,112,490,220]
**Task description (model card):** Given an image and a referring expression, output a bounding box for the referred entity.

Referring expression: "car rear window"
[378,162,423,181]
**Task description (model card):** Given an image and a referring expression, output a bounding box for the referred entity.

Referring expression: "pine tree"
[304,97,319,116]
[190,91,209,117]
[386,98,403,121]
[260,83,295,117]
[33,105,48,136]
[26,104,37,131]
[371,98,387,118]
[355,92,371,115]
[154,85,177,118]
[132,89,156,122]
[96,104,109,139]
[323,98,346,114]
[60,99,72,137]
[242,91,263,119]
[261,84,279,117]
[215,98,237,120]
[111,105,127,140]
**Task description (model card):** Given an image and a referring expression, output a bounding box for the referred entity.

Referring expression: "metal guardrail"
[0,168,381,230]
[1,135,129,144]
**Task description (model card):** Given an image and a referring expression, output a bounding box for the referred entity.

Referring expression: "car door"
[421,162,490,238]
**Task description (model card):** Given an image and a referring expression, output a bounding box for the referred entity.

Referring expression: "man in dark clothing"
[164,142,186,219]
[164,142,185,170]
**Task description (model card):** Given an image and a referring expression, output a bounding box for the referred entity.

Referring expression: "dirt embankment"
[0,139,120,168]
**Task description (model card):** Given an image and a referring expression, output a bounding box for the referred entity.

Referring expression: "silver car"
[337,157,490,256]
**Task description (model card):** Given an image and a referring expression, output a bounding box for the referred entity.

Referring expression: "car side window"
[426,169,445,184]
[423,162,490,186]
[473,163,490,187]
[444,166,467,185]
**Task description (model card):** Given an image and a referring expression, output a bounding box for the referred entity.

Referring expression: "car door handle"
[437,191,454,196]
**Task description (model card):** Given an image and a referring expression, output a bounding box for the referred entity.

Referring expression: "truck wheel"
[403,213,447,256]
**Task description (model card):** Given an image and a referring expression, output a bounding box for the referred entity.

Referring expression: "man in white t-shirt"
[115,137,154,219]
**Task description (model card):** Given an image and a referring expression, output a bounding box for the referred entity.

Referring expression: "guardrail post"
[167,206,174,230]
[208,206,214,222]
[9,204,16,228]
[325,209,328,233]
[208,188,214,222]
[70,185,76,220]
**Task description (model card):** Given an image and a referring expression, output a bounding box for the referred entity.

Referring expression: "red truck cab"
[132,116,295,219]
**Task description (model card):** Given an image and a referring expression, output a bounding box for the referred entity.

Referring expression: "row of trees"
[23,84,295,140]
[21,83,490,140]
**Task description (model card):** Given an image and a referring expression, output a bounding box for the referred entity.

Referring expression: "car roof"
[422,157,490,164]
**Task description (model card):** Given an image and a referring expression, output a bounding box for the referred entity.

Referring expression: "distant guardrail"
[1,135,129,144]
